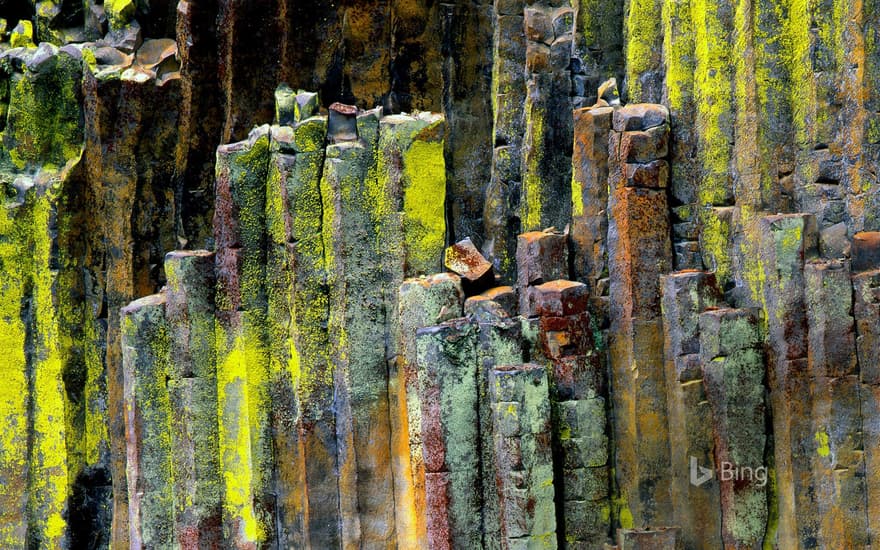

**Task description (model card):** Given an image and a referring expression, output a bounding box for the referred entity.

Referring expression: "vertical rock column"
[121,294,174,549]
[700,308,768,549]
[521,2,574,232]
[416,320,482,549]
[397,275,464,548]
[606,103,673,528]
[164,251,222,548]
[850,235,880,544]
[81,56,182,549]
[262,125,304,548]
[0,193,30,549]
[271,116,341,548]
[489,363,557,549]
[213,125,273,547]
[759,213,818,549]
[804,259,869,547]
[852,242,880,539]
[471,294,523,549]
[534,280,610,548]
[516,228,568,316]
[571,105,613,320]
[660,271,723,549]
[485,0,526,278]
[323,107,396,548]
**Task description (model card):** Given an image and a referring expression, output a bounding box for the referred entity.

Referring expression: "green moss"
[814,430,830,457]
[700,207,732,285]
[625,0,664,101]
[105,0,136,30]
[0,196,31,547]
[523,102,545,231]
[29,192,70,547]
[215,326,260,545]
[1,52,83,173]
[692,0,734,207]
[9,21,34,48]
[402,135,446,275]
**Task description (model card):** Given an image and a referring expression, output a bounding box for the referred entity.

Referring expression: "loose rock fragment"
[444,237,495,294]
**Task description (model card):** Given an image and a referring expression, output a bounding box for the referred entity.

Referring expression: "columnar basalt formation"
[700,308,768,549]
[5,1,880,548]
[660,271,723,549]
[606,102,673,528]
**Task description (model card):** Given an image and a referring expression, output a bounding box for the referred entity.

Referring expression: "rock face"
[1,2,880,549]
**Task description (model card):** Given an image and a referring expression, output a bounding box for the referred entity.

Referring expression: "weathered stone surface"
[9,1,880,546]
[163,251,222,548]
[852,231,880,272]
[612,103,669,132]
[213,126,273,548]
[396,274,464,547]
[516,229,568,287]
[322,125,397,548]
[489,363,557,549]
[854,269,880,385]
[533,279,588,317]
[121,293,174,549]
[445,237,495,294]
[759,213,819,550]
[616,527,682,549]
[607,172,673,528]
[660,271,723,549]
[700,308,767,549]
[571,106,613,308]
[416,320,481,549]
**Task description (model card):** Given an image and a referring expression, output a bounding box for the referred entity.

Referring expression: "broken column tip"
[444,237,496,295]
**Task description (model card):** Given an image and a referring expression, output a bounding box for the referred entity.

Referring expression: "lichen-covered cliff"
[0,0,878,548]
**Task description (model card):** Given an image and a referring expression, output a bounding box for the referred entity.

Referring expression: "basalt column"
[164,251,222,548]
[213,126,273,547]
[759,213,819,549]
[700,308,768,549]
[571,105,613,321]
[851,233,880,545]
[804,259,869,547]
[660,271,723,549]
[606,103,673,528]
[416,320,482,550]
[521,2,574,232]
[397,275,464,548]
[489,363,557,549]
[322,107,396,548]
[485,0,527,279]
[533,280,610,549]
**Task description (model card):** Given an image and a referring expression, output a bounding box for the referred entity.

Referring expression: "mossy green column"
[660,271,723,549]
[489,363,557,549]
[121,294,174,549]
[759,213,818,550]
[164,251,222,547]
[213,126,273,547]
[700,309,768,549]
[396,274,463,548]
[804,260,869,547]
[322,109,396,548]
[416,320,482,549]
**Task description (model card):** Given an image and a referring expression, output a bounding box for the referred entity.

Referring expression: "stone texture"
[489,364,557,549]
[416,320,482,550]
[660,271,723,549]
[6,2,880,547]
[700,308,767,549]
